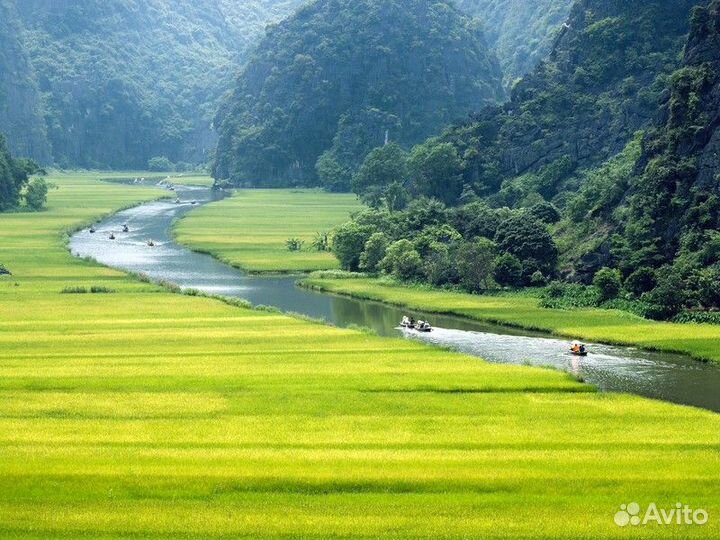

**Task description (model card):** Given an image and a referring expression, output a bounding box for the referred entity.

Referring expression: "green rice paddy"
[0,173,718,538]
[174,189,361,272]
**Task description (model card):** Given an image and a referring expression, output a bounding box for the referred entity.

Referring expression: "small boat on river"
[570,341,588,356]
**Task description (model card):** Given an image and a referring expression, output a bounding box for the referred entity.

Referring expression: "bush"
[286,238,305,252]
[494,253,524,287]
[394,249,424,281]
[530,270,546,286]
[312,232,330,252]
[593,267,622,301]
[61,286,88,294]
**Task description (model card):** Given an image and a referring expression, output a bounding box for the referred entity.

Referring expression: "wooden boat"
[122,225,129,233]
[147,240,155,247]
[89,227,96,234]
[109,233,116,240]
[570,341,588,356]
[415,324,433,333]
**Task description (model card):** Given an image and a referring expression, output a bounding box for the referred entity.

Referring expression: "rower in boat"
[109,233,116,240]
[570,341,588,356]
[400,316,412,328]
[122,224,129,233]
[89,226,96,234]
[147,239,155,247]
[415,320,433,333]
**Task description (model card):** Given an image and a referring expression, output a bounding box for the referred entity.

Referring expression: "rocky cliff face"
[0,0,50,163]
[620,0,720,265]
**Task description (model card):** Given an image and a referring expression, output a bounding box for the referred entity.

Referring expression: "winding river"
[70,184,720,412]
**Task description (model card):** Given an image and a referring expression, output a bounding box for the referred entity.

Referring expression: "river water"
[69,184,720,412]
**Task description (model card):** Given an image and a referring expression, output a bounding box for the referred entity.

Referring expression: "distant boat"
[122,224,129,233]
[191,200,198,205]
[109,233,116,240]
[174,198,181,204]
[89,226,96,234]
[147,240,155,247]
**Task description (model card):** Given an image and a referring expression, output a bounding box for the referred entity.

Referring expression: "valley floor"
[0,175,718,538]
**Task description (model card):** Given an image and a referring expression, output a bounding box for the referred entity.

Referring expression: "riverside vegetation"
[8,173,720,538]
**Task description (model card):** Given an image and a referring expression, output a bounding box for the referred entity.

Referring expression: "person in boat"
[89,226,96,234]
[122,224,129,233]
[401,316,411,327]
[409,316,416,327]
[570,341,587,355]
[147,239,155,247]
[109,233,116,240]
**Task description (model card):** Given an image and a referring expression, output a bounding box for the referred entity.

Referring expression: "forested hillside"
[421,0,697,208]
[13,0,303,169]
[212,0,505,189]
[456,0,574,86]
[0,0,50,163]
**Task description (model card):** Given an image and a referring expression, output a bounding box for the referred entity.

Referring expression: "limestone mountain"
[212,0,505,188]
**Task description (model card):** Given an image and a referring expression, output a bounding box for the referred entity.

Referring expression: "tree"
[529,201,561,224]
[148,156,174,171]
[494,212,558,275]
[24,178,48,211]
[494,253,524,287]
[332,222,374,271]
[408,141,464,205]
[625,267,656,297]
[317,151,353,192]
[352,144,408,205]
[359,232,389,273]
[380,239,417,277]
[593,267,622,301]
[456,238,497,292]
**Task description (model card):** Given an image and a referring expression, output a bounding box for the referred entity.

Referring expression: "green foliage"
[381,240,423,281]
[352,143,409,207]
[14,0,303,168]
[529,201,561,224]
[494,212,558,276]
[286,238,305,252]
[455,238,496,292]
[494,253,524,287]
[24,177,48,211]
[593,267,622,301]
[625,267,657,297]
[312,232,331,252]
[148,157,174,172]
[332,221,374,271]
[0,134,33,211]
[359,232,389,273]
[408,140,464,205]
[456,0,574,87]
[213,0,504,186]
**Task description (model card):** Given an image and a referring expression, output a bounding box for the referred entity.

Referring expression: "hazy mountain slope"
[430,0,698,207]
[456,0,574,86]
[0,0,50,163]
[213,0,505,187]
[15,0,303,169]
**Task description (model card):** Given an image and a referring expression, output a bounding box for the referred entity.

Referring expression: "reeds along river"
[70,184,720,412]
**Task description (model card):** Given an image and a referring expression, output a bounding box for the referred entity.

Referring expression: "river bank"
[301,276,720,365]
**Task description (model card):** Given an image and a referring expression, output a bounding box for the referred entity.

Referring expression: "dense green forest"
[456,0,574,87]
[4,0,303,169]
[328,0,720,321]
[212,0,505,188]
[0,134,41,211]
[0,0,50,163]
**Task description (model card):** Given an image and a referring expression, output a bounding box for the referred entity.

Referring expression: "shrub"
[529,201,561,224]
[593,267,622,301]
[494,253,524,287]
[89,286,115,294]
[286,238,305,252]
[61,286,88,294]
[643,269,687,320]
[394,249,424,281]
[312,232,330,252]
[530,271,547,286]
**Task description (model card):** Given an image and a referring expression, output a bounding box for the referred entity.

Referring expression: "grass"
[0,175,718,538]
[302,277,720,364]
[166,173,215,187]
[173,189,361,272]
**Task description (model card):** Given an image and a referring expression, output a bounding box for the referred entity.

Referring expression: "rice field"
[173,189,361,272]
[302,277,720,364]
[0,174,718,538]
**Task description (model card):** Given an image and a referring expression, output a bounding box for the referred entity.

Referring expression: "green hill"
[212,0,505,188]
